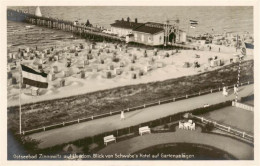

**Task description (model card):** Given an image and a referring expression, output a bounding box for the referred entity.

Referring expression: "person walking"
[234,86,238,94]
[120,111,125,120]
[219,47,220,52]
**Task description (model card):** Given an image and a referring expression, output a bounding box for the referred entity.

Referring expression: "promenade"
[29,84,253,149]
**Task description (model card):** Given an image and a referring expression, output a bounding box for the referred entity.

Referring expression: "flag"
[190,20,198,29]
[244,42,254,49]
[21,64,48,88]
[190,20,198,25]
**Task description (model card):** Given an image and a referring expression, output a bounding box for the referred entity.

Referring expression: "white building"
[131,24,164,46]
[111,19,186,46]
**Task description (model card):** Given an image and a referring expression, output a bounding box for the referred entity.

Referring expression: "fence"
[232,101,254,111]
[189,114,254,143]
[22,80,253,135]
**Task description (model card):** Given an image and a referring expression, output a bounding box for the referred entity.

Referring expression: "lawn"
[201,106,254,134]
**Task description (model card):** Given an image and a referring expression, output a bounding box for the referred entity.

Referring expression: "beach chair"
[184,123,190,130]
[190,123,196,130]
[179,121,184,129]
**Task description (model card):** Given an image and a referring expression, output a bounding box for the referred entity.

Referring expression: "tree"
[205,122,215,132]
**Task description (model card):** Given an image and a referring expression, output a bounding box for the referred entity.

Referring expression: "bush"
[191,101,232,115]
[164,124,169,129]
[205,122,215,132]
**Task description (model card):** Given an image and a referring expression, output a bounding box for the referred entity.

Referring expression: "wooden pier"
[7,9,124,42]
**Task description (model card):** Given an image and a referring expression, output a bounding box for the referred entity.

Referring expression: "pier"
[7,9,124,42]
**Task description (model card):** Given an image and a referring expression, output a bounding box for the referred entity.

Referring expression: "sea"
[7,6,254,52]
[8,6,253,34]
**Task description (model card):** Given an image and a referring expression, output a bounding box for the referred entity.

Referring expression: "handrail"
[189,114,254,142]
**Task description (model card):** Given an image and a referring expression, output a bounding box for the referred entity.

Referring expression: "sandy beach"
[7,39,253,107]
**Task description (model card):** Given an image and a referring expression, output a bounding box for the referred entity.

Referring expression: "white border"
[1,0,259,166]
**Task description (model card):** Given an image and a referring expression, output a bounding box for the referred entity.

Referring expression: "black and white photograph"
[0,0,259,166]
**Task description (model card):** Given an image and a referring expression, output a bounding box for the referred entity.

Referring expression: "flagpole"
[19,52,22,135]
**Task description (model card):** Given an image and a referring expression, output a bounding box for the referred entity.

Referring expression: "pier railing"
[21,80,254,135]
[7,9,124,42]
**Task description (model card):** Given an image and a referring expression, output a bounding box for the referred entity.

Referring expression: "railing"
[189,114,254,143]
[21,80,254,135]
[232,101,254,111]
[7,9,124,42]
[36,100,244,151]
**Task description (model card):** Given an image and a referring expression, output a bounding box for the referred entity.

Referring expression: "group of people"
[223,85,238,96]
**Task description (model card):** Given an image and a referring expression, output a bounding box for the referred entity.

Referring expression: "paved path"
[29,84,253,148]
[98,127,253,160]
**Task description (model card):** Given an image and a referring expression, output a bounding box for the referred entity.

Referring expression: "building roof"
[145,22,165,29]
[133,24,164,35]
[110,20,143,30]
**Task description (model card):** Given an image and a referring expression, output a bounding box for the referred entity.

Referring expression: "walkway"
[98,127,253,160]
[29,84,253,149]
